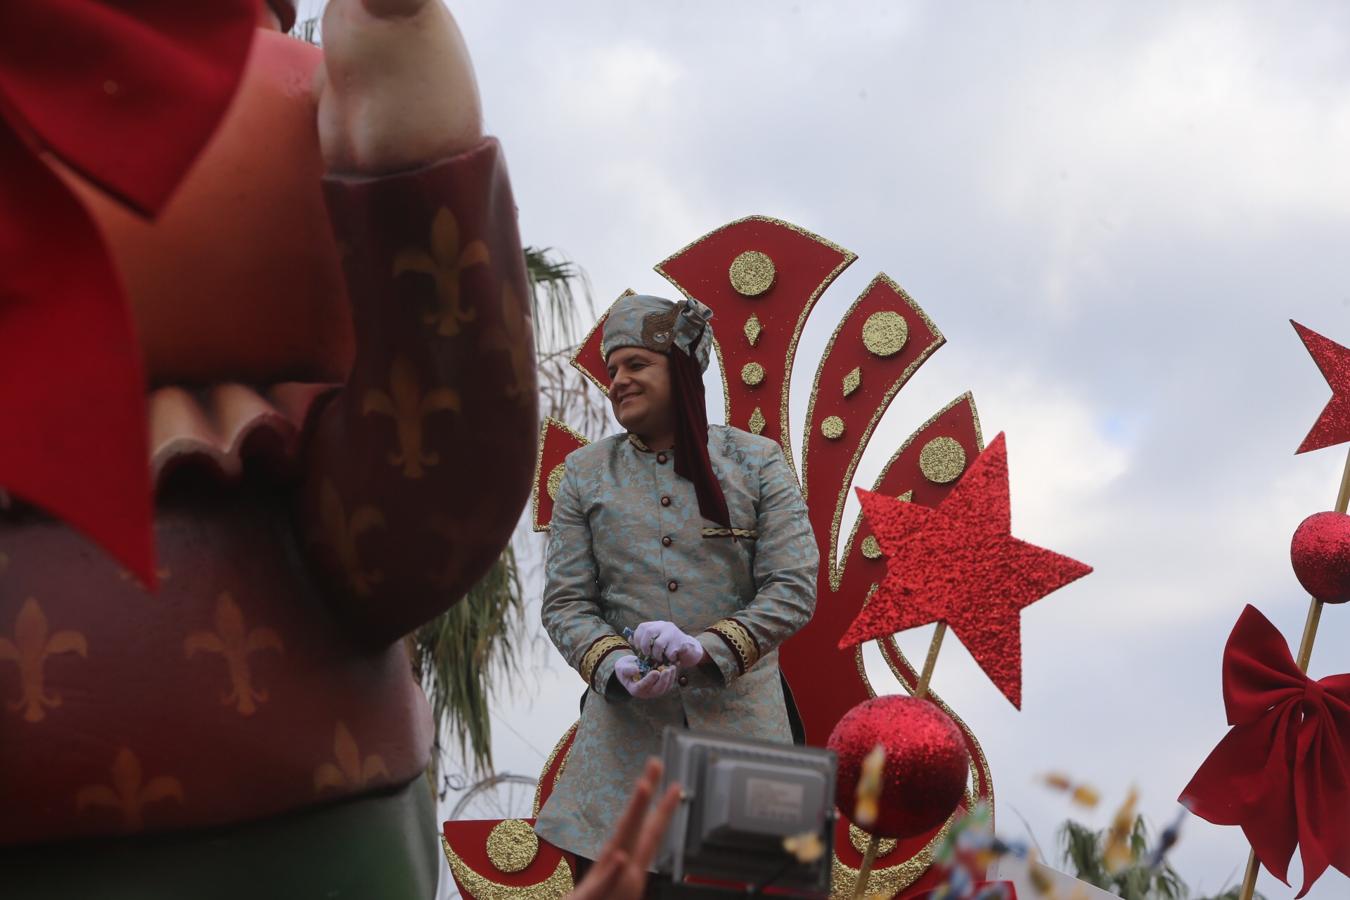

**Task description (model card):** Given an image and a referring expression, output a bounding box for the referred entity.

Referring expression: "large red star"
[1293,321,1350,454]
[838,433,1091,708]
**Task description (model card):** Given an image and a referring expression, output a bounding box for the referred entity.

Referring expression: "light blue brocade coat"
[533,425,819,861]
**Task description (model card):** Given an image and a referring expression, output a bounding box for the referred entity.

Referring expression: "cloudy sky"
[311,2,1350,895]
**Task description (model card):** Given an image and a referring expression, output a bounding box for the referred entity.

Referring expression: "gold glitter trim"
[728,250,777,297]
[821,416,845,440]
[706,618,760,675]
[568,289,635,399]
[861,310,909,357]
[748,407,766,435]
[545,464,565,501]
[530,418,590,534]
[800,274,944,593]
[701,527,758,539]
[580,634,631,687]
[626,432,651,452]
[655,215,856,484]
[830,392,977,593]
[919,436,967,484]
[445,839,574,899]
[842,366,861,397]
[860,535,882,559]
[744,314,763,347]
[847,823,897,857]
[741,362,765,387]
[486,819,540,874]
[533,723,579,817]
[830,812,955,899]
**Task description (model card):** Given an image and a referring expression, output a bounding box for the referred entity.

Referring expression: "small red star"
[1293,321,1350,454]
[839,433,1091,708]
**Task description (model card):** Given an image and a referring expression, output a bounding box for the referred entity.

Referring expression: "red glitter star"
[1293,321,1350,454]
[838,433,1092,708]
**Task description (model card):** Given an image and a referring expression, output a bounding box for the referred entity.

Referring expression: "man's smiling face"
[607,347,674,438]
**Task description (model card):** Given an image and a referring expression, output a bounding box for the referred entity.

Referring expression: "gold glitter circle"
[741,362,766,386]
[847,823,898,857]
[861,535,882,559]
[861,311,909,357]
[545,464,566,500]
[919,436,966,484]
[485,818,540,874]
[821,416,846,440]
[728,251,776,297]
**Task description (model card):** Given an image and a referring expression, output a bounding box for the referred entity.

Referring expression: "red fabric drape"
[669,338,730,529]
[0,1,258,585]
[1180,604,1350,897]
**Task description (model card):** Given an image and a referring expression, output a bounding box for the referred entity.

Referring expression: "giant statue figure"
[0,1,535,896]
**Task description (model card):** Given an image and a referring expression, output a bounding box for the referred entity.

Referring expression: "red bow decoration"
[1180,605,1350,897]
[0,1,258,585]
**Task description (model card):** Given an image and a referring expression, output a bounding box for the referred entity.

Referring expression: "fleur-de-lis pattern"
[312,480,385,597]
[393,206,489,337]
[0,597,87,723]
[314,722,389,794]
[362,355,461,478]
[184,593,284,716]
[75,748,184,831]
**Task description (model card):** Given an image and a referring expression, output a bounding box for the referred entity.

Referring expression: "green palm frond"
[412,547,525,785]
[1055,814,1221,900]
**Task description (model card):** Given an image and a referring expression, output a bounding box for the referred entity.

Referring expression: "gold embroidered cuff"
[580,634,631,687]
[706,618,761,675]
[701,527,758,540]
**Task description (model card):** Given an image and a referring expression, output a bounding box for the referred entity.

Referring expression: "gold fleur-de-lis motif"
[0,597,87,723]
[394,207,490,337]
[184,593,284,716]
[313,480,385,597]
[363,355,461,478]
[314,722,390,794]
[75,748,184,831]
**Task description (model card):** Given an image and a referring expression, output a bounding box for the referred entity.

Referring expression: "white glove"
[614,655,680,699]
[632,621,705,670]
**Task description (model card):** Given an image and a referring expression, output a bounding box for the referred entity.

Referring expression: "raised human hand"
[632,620,705,669]
[565,757,682,900]
[313,0,483,174]
[614,655,680,699]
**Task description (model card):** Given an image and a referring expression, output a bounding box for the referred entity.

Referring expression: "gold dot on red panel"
[919,437,966,483]
[485,819,539,873]
[821,416,845,440]
[749,407,766,434]
[728,251,776,297]
[546,464,566,500]
[741,362,766,386]
[861,310,908,357]
[861,535,882,559]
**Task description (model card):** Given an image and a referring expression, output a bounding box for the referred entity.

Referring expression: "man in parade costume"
[534,293,820,863]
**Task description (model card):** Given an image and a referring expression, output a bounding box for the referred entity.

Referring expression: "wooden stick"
[853,833,882,900]
[1238,444,1350,900]
[915,622,948,700]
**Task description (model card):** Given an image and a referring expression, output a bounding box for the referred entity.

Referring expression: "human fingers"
[609,758,661,853]
[633,780,683,872]
[565,847,627,900]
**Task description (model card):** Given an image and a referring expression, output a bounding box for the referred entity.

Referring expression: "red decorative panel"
[530,419,588,532]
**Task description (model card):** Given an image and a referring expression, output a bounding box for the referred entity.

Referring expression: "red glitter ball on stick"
[838,433,1092,708]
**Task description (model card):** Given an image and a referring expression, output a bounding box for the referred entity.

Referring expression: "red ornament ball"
[827,695,970,840]
[1291,511,1350,604]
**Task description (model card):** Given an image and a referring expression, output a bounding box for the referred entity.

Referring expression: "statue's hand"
[314,0,484,174]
